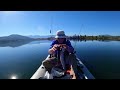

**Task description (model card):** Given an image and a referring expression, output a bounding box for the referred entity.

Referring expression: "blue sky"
[0,11,120,36]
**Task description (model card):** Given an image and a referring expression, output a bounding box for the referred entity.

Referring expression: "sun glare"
[11,75,17,79]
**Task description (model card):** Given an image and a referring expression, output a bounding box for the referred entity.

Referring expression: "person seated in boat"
[42,30,78,78]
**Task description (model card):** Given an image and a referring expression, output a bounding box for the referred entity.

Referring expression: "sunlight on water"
[10,75,17,79]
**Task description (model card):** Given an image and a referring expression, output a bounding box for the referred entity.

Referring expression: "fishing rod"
[73,24,84,50]
[50,16,54,39]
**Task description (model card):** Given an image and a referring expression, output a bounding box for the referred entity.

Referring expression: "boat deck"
[31,56,95,79]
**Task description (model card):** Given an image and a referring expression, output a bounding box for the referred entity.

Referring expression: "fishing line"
[73,24,84,50]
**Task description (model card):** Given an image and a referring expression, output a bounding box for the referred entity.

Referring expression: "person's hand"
[48,44,70,54]
[53,44,60,49]
[60,44,68,50]
[52,44,60,51]
[60,44,74,53]
[48,44,60,54]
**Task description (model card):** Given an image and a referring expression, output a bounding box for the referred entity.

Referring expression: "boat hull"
[31,55,95,79]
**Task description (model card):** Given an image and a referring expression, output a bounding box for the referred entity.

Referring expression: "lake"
[0,40,120,79]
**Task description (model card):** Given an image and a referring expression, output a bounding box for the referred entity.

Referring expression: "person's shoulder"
[51,40,57,44]
[52,40,57,43]
[66,39,71,43]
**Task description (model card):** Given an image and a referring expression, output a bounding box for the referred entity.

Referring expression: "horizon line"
[0,34,120,37]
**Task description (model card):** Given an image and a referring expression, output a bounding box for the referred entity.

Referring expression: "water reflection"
[0,40,120,79]
[0,40,52,48]
[0,39,115,48]
[0,40,51,79]
[10,75,17,79]
[0,40,32,48]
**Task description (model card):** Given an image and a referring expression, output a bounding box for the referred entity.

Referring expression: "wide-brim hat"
[55,30,67,38]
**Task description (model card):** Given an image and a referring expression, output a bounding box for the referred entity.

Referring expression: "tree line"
[68,35,120,41]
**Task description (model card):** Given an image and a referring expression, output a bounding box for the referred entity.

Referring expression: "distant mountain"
[0,34,34,41]
[27,35,55,38]
[99,34,112,37]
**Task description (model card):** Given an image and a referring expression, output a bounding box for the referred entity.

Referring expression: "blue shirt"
[49,39,74,49]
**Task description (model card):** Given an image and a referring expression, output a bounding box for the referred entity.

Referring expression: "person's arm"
[48,41,55,54]
[48,40,59,54]
[66,40,74,53]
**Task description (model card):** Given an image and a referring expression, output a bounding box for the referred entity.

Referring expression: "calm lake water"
[0,40,120,79]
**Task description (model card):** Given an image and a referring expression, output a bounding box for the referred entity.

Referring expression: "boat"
[30,54,95,79]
